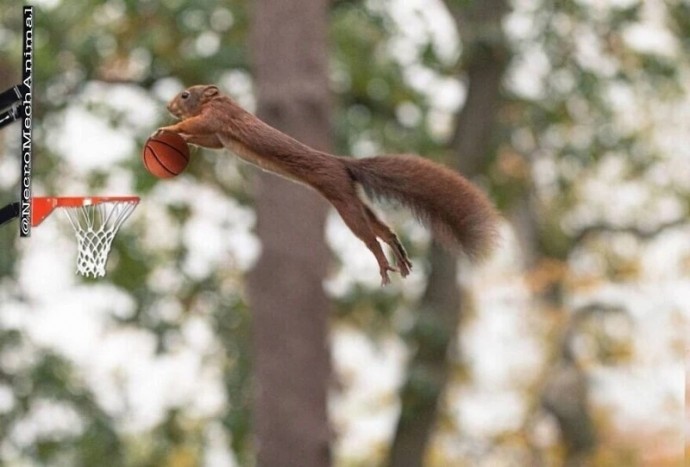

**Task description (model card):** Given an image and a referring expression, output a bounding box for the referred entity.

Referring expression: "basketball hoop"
[0,8,140,278]
[32,196,140,277]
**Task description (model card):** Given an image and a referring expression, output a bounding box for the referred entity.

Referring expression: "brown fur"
[158,84,499,284]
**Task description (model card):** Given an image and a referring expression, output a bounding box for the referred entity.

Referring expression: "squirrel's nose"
[166,102,180,117]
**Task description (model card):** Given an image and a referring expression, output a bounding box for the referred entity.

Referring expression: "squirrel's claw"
[152,125,180,138]
[379,265,398,286]
[150,128,165,138]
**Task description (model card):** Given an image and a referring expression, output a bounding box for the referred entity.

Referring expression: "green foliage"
[498,0,687,260]
[331,1,444,159]
[0,0,687,464]
[0,1,254,464]
[214,296,253,464]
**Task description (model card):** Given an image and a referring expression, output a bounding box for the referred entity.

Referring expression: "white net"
[62,200,139,277]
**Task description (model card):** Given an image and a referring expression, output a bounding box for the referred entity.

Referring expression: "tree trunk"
[388,245,459,467]
[388,1,510,465]
[248,1,332,466]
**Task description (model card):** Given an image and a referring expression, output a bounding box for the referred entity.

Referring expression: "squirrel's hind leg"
[362,206,412,277]
[328,195,396,285]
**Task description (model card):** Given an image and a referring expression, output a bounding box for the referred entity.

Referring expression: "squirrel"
[157,84,499,285]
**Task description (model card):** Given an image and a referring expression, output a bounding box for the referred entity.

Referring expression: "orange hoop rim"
[32,196,140,227]
[34,196,140,207]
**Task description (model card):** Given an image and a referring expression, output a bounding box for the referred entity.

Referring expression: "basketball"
[142,131,190,178]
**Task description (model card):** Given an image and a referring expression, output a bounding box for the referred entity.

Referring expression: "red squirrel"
[157,84,499,284]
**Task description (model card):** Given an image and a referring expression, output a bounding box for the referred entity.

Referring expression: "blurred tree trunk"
[248,1,332,467]
[532,270,597,465]
[540,319,597,467]
[388,1,510,465]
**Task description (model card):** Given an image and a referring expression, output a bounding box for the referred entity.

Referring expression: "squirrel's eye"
[181,91,190,99]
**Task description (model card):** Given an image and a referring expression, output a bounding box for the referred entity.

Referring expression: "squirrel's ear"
[203,85,219,97]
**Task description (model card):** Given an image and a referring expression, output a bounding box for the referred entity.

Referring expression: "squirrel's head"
[167,84,220,119]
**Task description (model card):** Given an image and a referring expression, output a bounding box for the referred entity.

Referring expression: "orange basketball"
[142,131,190,178]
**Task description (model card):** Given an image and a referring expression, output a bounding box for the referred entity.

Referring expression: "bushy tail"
[343,155,499,261]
